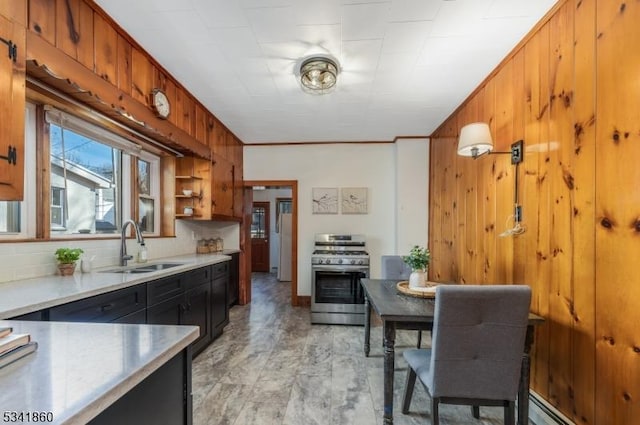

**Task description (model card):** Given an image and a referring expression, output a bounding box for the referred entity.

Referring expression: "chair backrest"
[427,285,531,401]
[381,255,412,279]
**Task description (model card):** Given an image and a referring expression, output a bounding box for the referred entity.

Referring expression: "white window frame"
[45,108,161,238]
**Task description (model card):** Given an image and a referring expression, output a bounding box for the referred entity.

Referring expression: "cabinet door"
[183,283,211,355]
[49,285,146,323]
[211,275,228,338]
[146,294,184,326]
[0,14,25,201]
[228,253,239,307]
[211,154,234,217]
[147,275,183,306]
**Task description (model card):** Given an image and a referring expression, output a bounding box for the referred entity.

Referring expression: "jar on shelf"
[196,239,208,254]
[215,237,224,252]
[207,238,216,253]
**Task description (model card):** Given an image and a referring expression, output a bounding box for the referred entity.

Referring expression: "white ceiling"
[96,0,557,144]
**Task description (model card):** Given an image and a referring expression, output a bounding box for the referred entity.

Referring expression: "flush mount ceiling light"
[299,56,339,94]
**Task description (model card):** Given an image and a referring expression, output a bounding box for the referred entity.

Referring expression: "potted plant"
[55,248,84,276]
[403,245,430,288]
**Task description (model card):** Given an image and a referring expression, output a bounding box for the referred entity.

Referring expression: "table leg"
[383,321,396,425]
[364,294,371,357]
[518,325,535,425]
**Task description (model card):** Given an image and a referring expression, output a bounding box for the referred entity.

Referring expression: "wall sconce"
[457,122,526,237]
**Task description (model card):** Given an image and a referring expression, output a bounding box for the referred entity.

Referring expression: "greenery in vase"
[403,245,430,271]
[55,248,84,264]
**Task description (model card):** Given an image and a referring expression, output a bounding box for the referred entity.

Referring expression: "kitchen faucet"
[120,219,145,266]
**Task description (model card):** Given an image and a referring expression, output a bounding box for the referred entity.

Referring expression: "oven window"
[314,270,365,304]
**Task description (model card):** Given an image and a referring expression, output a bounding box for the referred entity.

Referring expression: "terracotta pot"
[58,262,77,276]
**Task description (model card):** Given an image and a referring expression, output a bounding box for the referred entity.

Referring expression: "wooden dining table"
[361,278,544,425]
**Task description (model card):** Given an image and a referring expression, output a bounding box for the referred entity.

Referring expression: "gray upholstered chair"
[401,285,531,425]
[380,255,424,348]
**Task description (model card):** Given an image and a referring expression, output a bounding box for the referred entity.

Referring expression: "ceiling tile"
[245,6,297,43]
[381,21,433,54]
[342,2,391,41]
[388,0,442,22]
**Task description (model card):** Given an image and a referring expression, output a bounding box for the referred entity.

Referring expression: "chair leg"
[416,331,422,348]
[504,400,515,425]
[431,397,440,425]
[471,405,480,419]
[402,368,417,414]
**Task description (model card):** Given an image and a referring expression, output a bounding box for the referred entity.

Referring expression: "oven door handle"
[312,265,369,273]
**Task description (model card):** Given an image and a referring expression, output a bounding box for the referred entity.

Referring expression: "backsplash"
[0,221,239,284]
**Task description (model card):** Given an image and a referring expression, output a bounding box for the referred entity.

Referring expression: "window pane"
[138,198,154,233]
[50,124,121,235]
[138,159,150,195]
[0,202,20,233]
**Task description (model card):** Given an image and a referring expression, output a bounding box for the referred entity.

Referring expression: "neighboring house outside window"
[50,187,66,229]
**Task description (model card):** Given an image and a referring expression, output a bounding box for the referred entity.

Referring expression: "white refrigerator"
[277,213,292,281]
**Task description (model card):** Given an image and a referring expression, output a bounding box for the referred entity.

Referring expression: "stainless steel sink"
[101,262,185,274]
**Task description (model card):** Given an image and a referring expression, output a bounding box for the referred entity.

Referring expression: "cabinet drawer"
[183,266,210,291]
[212,261,228,278]
[49,285,146,323]
[147,275,184,306]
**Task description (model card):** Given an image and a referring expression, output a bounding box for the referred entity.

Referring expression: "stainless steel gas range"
[311,234,369,325]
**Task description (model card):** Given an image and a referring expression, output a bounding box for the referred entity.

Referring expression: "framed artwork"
[341,187,368,214]
[312,188,338,214]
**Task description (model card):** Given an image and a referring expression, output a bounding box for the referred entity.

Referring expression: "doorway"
[251,201,270,272]
[243,180,299,306]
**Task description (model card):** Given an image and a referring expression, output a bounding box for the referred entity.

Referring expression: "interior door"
[251,201,270,272]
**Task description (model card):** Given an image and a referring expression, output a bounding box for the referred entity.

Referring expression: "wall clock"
[151,88,170,119]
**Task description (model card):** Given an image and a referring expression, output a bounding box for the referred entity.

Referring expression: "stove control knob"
[350,259,356,265]
[337,258,343,264]
[324,259,331,265]
[358,260,364,265]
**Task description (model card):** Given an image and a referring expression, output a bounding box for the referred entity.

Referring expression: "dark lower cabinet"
[49,285,146,323]
[147,294,183,326]
[228,252,239,307]
[88,347,192,425]
[9,262,230,358]
[183,283,211,354]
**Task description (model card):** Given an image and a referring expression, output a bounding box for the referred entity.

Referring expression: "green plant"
[55,248,84,264]
[403,245,430,271]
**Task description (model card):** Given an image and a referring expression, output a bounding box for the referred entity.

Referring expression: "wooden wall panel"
[595,1,640,424]
[427,1,620,422]
[93,13,117,84]
[492,60,515,285]
[547,2,575,411]
[480,80,496,285]
[522,21,552,399]
[131,47,153,105]
[116,35,131,95]
[28,0,56,45]
[571,0,596,423]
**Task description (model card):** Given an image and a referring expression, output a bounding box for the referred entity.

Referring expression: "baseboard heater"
[528,390,575,425]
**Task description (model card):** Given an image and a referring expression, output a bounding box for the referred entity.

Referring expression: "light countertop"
[0,320,198,424]
[0,253,231,320]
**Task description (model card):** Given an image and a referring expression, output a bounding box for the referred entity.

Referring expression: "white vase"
[409,269,426,288]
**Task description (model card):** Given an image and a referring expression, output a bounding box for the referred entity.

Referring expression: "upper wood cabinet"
[0,12,25,201]
[211,154,234,217]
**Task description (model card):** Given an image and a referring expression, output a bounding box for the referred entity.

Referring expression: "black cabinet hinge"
[0,37,17,62]
[0,145,18,165]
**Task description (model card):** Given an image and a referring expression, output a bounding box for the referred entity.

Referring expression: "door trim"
[244,180,299,306]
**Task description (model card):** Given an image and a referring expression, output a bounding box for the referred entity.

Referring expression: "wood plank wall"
[428,0,640,423]
[25,0,244,165]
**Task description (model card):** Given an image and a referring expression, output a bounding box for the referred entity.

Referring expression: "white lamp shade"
[457,122,494,157]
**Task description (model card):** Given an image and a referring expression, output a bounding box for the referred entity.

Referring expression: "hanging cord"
[59,114,70,224]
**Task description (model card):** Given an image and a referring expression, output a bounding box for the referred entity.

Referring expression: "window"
[0,202,20,233]
[45,109,160,237]
[136,156,159,234]
[50,187,65,228]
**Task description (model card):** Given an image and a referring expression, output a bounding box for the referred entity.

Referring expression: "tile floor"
[192,273,508,425]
